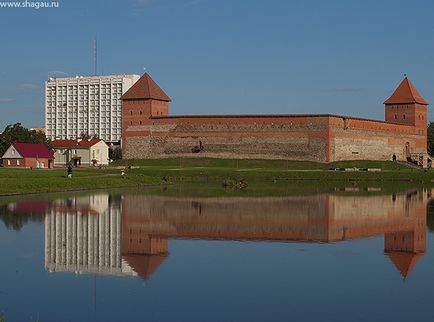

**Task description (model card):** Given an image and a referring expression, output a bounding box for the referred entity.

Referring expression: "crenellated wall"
[329,116,426,161]
[124,115,331,161]
[123,113,427,163]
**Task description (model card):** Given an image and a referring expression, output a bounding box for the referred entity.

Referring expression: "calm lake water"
[1,187,434,322]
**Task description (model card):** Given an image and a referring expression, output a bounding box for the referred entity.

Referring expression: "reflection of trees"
[0,204,45,231]
[427,199,434,232]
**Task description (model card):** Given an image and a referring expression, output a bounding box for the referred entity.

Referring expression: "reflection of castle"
[384,192,426,278]
[8,189,430,281]
[121,190,430,279]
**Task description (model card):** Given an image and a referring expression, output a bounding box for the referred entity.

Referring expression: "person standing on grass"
[67,164,73,178]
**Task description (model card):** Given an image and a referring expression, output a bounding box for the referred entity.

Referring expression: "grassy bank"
[113,158,405,171]
[113,158,434,183]
[0,167,159,195]
[0,158,433,195]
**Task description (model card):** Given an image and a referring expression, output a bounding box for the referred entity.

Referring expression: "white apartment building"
[45,74,140,143]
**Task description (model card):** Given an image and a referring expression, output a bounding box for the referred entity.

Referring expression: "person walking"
[67,164,73,178]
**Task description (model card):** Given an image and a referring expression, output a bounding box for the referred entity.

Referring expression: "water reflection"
[4,189,431,281]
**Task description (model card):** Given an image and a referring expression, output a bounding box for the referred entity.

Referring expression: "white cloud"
[19,83,38,89]
[179,0,204,7]
[48,70,68,76]
[0,98,15,103]
[135,0,154,6]
[326,87,366,93]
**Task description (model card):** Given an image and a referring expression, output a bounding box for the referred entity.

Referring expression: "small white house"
[52,139,109,166]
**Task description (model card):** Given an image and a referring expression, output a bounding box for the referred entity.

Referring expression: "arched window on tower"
[403,114,406,120]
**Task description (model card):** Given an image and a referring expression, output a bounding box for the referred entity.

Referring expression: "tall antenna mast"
[94,37,98,76]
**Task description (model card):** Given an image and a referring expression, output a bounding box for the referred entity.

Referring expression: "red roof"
[123,254,167,282]
[122,73,171,102]
[11,201,51,213]
[384,77,428,105]
[13,143,53,159]
[52,139,103,149]
[386,252,424,278]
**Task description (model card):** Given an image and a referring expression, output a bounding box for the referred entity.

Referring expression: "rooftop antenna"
[404,73,407,78]
[94,37,98,76]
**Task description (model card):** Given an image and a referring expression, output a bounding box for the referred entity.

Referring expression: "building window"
[140,121,142,125]
[16,160,20,166]
[7,160,11,166]
[403,114,406,119]
[130,111,133,115]
[130,121,132,125]
[394,115,397,119]
[140,111,142,115]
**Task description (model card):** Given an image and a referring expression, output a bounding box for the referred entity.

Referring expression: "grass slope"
[0,158,433,195]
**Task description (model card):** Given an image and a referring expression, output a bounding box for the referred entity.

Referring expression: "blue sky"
[1,0,434,129]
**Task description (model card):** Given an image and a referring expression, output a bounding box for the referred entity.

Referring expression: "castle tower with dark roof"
[384,77,428,141]
[121,73,171,153]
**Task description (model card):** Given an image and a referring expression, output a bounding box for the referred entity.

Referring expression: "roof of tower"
[122,73,171,102]
[384,77,428,105]
[386,252,423,278]
[123,254,167,282]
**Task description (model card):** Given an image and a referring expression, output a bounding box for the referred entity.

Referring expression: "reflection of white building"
[44,194,137,277]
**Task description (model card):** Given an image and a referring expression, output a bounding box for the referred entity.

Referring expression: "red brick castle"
[122,74,430,166]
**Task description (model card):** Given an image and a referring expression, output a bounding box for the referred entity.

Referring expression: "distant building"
[45,74,140,144]
[2,142,54,168]
[30,127,46,134]
[52,138,109,166]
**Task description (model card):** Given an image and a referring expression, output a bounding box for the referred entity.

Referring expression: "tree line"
[0,123,52,157]
[0,123,122,160]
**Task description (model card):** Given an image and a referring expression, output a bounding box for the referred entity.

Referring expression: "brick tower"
[121,73,171,153]
[384,77,428,135]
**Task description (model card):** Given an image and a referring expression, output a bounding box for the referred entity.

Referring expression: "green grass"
[112,157,406,171]
[0,158,433,196]
[112,158,432,184]
[0,167,159,195]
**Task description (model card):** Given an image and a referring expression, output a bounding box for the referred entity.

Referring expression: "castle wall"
[329,117,426,162]
[124,115,330,162]
[123,113,427,163]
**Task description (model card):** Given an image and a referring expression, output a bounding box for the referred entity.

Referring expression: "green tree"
[109,146,122,161]
[0,123,52,156]
[79,132,99,140]
[0,204,45,231]
[428,122,434,155]
[427,199,434,232]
